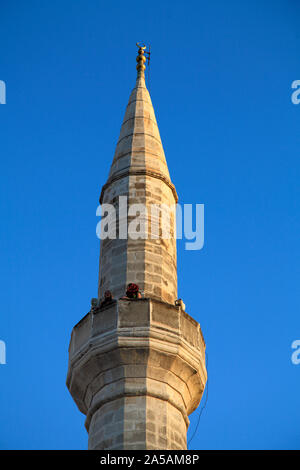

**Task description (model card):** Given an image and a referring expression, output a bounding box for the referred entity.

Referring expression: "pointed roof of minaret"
[107,44,172,186]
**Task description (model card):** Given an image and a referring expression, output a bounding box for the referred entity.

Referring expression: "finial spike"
[136,42,149,80]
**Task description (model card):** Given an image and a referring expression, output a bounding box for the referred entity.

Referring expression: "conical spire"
[106,44,172,187]
[99,45,178,304]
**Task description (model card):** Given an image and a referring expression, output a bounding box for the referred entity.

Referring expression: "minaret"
[66,45,207,450]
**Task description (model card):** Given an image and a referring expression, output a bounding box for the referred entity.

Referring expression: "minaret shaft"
[98,70,178,304]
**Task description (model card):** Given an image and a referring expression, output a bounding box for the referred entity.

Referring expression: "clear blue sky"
[0,0,299,450]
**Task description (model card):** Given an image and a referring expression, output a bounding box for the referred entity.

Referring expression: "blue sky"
[0,0,299,450]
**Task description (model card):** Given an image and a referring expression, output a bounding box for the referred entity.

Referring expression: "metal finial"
[136,42,149,78]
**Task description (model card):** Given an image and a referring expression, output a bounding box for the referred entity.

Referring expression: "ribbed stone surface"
[109,76,171,180]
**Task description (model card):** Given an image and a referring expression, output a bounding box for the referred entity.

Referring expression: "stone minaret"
[66,45,207,450]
